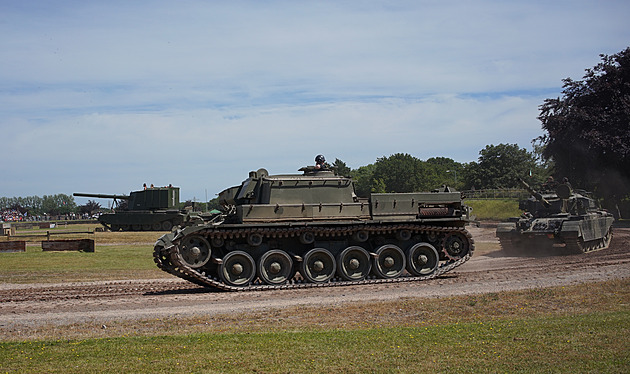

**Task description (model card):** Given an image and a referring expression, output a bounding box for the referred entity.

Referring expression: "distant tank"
[74,186,191,231]
[154,165,475,291]
[496,178,614,255]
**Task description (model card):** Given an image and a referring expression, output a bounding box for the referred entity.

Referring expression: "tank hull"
[99,211,187,231]
[153,168,474,291]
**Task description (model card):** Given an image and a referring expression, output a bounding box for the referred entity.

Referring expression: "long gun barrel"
[518,178,550,208]
[73,193,130,200]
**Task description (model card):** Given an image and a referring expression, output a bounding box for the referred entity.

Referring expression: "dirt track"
[1,225,629,334]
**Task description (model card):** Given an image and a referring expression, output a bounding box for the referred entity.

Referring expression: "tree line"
[331,143,548,198]
[0,194,77,218]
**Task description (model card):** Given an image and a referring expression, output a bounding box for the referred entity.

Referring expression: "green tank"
[74,186,190,231]
[496,178,614,255]
[154,166,475,291]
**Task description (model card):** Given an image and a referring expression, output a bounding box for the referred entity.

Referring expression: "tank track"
[564,229,613,254]
[498,230,613,256]
[153,224,474,292]
[497,236,522,255]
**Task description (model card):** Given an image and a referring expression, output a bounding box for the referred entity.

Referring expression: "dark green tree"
[462,144,543,189]
[332,158,351,176]
[351,163,377,198]
[372,153,436,193]
[425,157,465,190]
[537,47,630,213]
[41,194,76,216]
[78,200,101,217]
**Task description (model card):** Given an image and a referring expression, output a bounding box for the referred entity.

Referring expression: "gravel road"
[1,225,628,334]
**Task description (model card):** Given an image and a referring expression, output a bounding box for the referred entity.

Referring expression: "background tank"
[496,179,614,255]
[74,186,190,231]
[154,167,475,291]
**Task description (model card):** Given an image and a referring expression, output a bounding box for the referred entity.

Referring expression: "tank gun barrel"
[518,178,550,208]
[73,192,130,200]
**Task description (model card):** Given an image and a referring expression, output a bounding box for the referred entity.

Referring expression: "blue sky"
[1,0,629,203]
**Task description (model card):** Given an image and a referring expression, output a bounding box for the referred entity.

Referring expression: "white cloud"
[1,0,629,200]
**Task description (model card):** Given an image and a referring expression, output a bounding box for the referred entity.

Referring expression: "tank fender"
[496,222,517,234]
[559,220,582,240]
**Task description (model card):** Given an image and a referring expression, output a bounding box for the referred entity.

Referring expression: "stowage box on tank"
[74,186,190,231]
[154,166,475,291]
[496,179,614,255]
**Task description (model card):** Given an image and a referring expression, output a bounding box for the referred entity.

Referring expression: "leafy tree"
[332,158,351,176]
[41,194,76,216]
[372,153,436,193]
[351,164,377,198]
[79,200,101,217]
[426,157,465,190]
[462,144,543,189]
[536,47,630,212]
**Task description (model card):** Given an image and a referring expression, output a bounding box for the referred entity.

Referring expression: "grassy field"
[0,279,628,373]
[1,219,629,373]
[466,199,521,221]
[0,224,167,283]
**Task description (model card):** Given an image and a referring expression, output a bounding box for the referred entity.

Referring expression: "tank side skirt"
[154,224,474,291]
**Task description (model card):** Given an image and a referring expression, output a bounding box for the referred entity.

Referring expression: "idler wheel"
[337,246,371,281]
[300,248,336,283]
[373,244,406,279]
[178,235,212,268]
[257,250,294,285]
[406,242,439,276]
[442,232,471,260]
[219,251,256,287]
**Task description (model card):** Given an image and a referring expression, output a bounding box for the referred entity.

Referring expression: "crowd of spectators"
[1,209,26,222]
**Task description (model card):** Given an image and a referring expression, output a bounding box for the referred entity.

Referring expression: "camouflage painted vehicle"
[496,179,614,255]
[154,166,474,291]
[74,186,190,231]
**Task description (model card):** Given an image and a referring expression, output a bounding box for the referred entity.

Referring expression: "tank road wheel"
[151,222,162,231]
[178,235,212,268]
[300,248,336,283]
[337,246,371,281]
[161,221,173,231]
[442,232,471,260]
[257,250,294,285]
[220,251,256,287]
[373,244,406,279]
[406,242,439,276]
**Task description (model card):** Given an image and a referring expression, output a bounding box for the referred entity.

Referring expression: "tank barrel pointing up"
[518,178,550,208]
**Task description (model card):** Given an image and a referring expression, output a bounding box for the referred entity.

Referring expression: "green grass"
[0,244,165,283]
[0,225,168,283]
[466,199,521,221]
[1,311,628,373]
[1,221,629,372]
